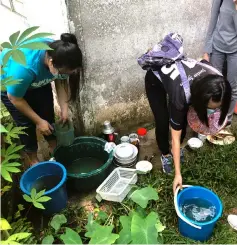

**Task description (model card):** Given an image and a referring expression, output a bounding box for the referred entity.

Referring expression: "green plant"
[1,26,53,244]
[130,186,159,208]
[23,188,52,210]
[1,26,52,90]
[0,218,31,245]
[3,123,27,145]
[7,204,37,244]
[41,214,82,245]
[39,186,165,245]
[114,186,164,244]
[1,144,24,182]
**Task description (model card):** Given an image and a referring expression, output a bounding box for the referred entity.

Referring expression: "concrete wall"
[1,0,213,135]
[67,0,212,134]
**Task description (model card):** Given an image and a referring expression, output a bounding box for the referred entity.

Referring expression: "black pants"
[145,71,187,155]
[1,84,56,152]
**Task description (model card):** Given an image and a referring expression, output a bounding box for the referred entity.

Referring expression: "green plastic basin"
[53,136,114,191]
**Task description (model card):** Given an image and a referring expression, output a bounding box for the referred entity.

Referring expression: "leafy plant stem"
[25,204,32,218]
[104,213,112,226]
[120,203,131,213]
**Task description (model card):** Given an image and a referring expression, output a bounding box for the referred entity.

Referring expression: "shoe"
[161,154,173,174]
[227,214,237,231]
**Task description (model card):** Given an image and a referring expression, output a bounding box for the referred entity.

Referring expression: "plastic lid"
[136,161,152,173]
[115,143,134,159]
[137,128,147,136]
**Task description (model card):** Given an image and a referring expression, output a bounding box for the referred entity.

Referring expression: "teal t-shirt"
[1,38,68,97]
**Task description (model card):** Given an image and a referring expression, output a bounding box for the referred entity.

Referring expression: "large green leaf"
[5,144,24,156]
[42,235,54,244]
[1,168,13,182]
[50,214,67,232]
[33,201,45,209]
[21,32,53,44]
[9,31,20,46]
[4,162,21,167]
[16,26,39,44]
[1,241,20,245]
[1,42,12,49]
[131,212,158,244]
[0,218,12,230]
[19,42,52,50]
[60,227,82,244]
[97,210,108,223]
[31,188,37,199]
[130,187,158,208]
[85,213,100,238]
[23,194,32,203]
[37,196,52,202]
[3,154,21,162]
[116,215,132,244]
[85,222,100,238]
[34,189,46,200]
[88,225,119,244]
[11,50,27,66]
[3,166,21,173]
[4,123,27,144]
[7,232,31,241]
[0,124,8,133]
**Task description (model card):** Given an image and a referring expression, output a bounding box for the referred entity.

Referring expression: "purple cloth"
[138,33,191,103]
[138,33,185,70]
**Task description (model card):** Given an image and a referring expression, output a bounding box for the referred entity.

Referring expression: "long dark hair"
[47,33,83,101]
[191,74,231,126]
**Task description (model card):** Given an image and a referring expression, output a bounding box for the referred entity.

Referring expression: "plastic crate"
[96,167,137,202]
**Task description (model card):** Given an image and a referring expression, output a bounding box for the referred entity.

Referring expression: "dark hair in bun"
[60,33,78,45]
[47,33,83,101]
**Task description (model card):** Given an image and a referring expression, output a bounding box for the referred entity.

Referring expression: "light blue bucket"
[174,185,223,242]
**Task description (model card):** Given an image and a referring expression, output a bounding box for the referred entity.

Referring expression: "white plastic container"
[96,167,137,202]
[136,160,153,174]
[187,137,203,150]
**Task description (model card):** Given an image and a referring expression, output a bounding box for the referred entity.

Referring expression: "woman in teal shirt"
[1,33,82,165]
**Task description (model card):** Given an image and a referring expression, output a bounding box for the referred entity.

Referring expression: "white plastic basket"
[96,167,137,203]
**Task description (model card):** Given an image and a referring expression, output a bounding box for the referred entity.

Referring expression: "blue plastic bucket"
[175,185,223,242]
[20,161,67,216]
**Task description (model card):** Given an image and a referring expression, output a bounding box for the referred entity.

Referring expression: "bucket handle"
[174,185,202,230]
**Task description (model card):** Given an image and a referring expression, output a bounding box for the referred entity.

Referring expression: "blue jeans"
[1,84,56,152]
[211,48,237,122]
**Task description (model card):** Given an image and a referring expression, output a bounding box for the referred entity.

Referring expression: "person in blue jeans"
[203,0,237,125]
[1,33,82,165]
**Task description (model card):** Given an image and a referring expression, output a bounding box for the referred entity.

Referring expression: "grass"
[136,127,237,243]
[102,129,237,243]
[41,126,237,244]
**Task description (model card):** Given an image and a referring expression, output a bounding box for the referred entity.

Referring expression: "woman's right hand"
[173,174,183,194]
[36,119,53,136]
[203,53,210,62]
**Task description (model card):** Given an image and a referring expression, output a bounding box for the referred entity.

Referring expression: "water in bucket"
[31,175,61,192]
[181,198,216,223]
[67,157,104,174]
